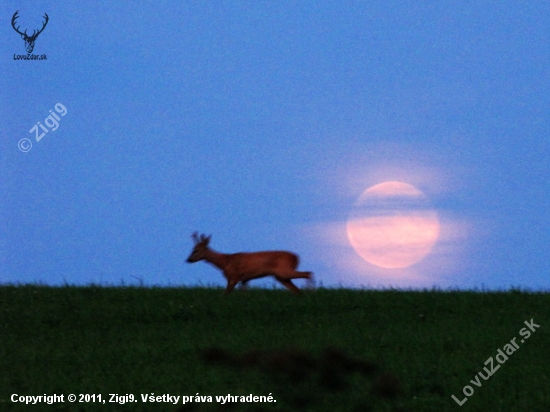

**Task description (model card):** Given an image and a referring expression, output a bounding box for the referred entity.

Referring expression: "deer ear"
[205,235,212,245]
[191,232,200,244]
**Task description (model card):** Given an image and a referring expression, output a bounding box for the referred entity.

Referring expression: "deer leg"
[276,278,301,295]
[293,271,312,280]
[225,279,238,295]
[240,280,249,291]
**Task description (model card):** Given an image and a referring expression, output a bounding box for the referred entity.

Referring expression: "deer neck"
[203,248,230,270]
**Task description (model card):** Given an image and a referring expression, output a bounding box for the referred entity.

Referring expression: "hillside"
[1,286,548,411]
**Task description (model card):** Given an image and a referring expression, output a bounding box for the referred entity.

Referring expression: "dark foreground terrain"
[1,286,548,411]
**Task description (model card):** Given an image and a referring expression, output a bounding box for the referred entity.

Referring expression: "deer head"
[11,11,49,53]
[186,232,212,263]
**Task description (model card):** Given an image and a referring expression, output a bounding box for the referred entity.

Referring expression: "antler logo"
[11,10,49,53]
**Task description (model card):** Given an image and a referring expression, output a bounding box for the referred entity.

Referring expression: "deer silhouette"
[187,232,313,295]
[11,11,49,53]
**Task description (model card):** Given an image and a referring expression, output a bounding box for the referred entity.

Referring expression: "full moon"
[346,181,440,269]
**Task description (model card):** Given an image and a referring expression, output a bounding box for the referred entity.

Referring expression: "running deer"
[186,232,313,295]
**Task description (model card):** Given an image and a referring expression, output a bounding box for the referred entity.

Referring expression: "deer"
[11,11,49,54]
[186,232,313,295]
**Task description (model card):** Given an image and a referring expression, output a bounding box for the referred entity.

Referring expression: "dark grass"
[1,286,549,411]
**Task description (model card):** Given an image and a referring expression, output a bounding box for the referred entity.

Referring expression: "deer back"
[223,251,298,275]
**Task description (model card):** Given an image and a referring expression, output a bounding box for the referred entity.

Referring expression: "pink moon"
[346,181,440,269]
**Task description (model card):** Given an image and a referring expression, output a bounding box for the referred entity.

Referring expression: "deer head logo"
[11,11,49,54]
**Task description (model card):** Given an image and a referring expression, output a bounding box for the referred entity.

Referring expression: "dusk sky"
[2,2,549,290]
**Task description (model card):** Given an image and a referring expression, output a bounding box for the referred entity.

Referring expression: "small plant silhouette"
[175,346,402,411]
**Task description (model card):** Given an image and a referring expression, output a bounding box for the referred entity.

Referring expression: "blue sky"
[2,1,549,290]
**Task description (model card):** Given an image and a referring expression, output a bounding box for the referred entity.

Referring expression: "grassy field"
[0,285,549,411]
